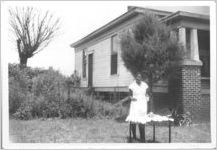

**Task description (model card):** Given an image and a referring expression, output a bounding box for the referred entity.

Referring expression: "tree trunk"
[17,39,28,68]
[19,55,28,68]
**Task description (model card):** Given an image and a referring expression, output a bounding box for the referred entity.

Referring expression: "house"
[71,6,210,120]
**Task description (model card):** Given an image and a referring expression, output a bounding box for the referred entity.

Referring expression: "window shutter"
[110,35,118,75]
[82,50,86,78]
[111,53,117,75]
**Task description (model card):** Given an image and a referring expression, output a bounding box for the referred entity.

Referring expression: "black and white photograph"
[1,1,216,149]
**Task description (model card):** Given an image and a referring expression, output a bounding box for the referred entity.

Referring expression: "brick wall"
[181,65,202,120]
[168,62,210,122]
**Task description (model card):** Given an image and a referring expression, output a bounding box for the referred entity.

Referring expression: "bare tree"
[9,7,60,67]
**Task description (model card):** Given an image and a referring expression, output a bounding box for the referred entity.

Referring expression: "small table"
[129,114,174,143]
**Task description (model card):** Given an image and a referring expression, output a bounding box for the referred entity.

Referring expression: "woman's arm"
[129,89,136,101]
[121,89,135,103]
[114,90,131,106]
[129,89,133,97]
[146,86,151,97]
[114,89,135,106]
[145,85,150,102]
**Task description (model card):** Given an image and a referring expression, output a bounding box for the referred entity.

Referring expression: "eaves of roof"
[70,7,171,48]
[70,7,137,48]
[161,11,209,23]
[71,8,210,48]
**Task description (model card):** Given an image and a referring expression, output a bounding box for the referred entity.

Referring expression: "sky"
[1,1,210,76]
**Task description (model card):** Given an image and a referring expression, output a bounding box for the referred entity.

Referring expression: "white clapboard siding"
[74,14,145,88]
[75,36,134,88]
[74,50,87,87]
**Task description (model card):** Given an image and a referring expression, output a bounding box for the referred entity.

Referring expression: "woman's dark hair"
[135,72,142,77]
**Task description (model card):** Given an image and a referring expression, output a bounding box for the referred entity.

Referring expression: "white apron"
[125,81,149,124]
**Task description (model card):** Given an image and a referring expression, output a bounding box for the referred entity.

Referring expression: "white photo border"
[1,0,216,149]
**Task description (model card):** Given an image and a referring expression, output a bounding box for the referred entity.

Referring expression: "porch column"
[190,29,200,61]
[170,28,203,122]
[178,27,186,52]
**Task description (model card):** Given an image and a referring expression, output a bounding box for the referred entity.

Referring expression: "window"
[111,35,118,75]
[198,30,210,77]
[111,53,118,75]
[82,49,86,78]
[200,55,210,77]
[186,28,191,54]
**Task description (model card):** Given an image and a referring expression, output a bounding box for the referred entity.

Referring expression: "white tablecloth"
[127,112,174,124]
[145,113,174,122]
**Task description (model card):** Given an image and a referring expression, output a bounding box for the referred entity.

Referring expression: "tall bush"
[9,64,127,120]
[9,64,29,114]
[31,69,67,117]
[120,12,183,112]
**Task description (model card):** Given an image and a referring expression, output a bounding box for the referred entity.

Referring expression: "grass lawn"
[9,118,211,143]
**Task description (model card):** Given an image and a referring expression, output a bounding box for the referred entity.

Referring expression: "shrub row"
[9,64,128,120]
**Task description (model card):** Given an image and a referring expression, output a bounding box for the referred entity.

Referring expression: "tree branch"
[9,7,60,65]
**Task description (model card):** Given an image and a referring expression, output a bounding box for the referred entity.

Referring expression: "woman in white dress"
[125,73,150,141]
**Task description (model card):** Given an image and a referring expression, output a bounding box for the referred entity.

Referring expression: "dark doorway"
[198,30,210,77]
[88,53,93,87]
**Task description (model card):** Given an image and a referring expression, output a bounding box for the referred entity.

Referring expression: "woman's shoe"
[132,137,140,143]
[139,138,146,143]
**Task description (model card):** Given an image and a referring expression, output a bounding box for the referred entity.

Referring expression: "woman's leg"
[131,123,137,139]
[139,124,145,141]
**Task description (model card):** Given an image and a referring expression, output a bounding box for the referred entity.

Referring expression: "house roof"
[70,7,171,48]
[70,7,209,48]
[161,10,209,23]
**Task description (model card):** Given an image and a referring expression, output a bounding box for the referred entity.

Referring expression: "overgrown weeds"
[9,63,127,120]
